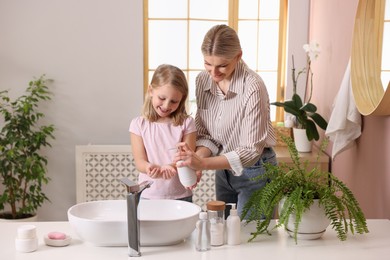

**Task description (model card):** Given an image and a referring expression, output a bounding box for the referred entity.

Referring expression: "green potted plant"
[242,135,369,244]
[0,75,55,220]
[272,42,328,142]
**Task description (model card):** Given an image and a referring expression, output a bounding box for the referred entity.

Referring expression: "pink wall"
[310,0,390,219]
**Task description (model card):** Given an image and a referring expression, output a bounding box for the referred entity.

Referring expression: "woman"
[175,24,277,217]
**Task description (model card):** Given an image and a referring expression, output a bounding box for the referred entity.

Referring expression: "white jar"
[15,225,38,253]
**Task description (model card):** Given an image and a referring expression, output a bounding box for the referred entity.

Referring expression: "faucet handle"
[120,178,153,193]
[120,178,139,193]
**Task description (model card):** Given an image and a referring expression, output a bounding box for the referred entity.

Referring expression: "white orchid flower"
[303,42,320,62]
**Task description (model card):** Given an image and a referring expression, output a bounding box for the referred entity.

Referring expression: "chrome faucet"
[120,178,153,257]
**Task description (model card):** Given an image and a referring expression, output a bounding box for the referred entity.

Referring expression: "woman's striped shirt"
[195,61,276,176]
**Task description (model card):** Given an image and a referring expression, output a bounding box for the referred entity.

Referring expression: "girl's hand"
[160,164,177,179]
[146,164,162,179]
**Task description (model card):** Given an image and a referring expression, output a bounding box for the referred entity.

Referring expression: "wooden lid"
[206,201,226,211]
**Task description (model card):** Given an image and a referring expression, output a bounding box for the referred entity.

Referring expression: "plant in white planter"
[272,42,328,142]
[242,135,369,243]
[0,75,55,219]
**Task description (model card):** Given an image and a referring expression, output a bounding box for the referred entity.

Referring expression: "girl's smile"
[149,83,183,119]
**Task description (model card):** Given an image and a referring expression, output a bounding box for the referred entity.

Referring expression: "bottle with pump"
[195,212,211,251]
[226,203,241,245]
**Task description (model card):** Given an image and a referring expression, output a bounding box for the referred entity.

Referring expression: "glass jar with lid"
[206,200,225,246]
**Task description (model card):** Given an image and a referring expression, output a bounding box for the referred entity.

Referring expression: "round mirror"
[351,0,390,115]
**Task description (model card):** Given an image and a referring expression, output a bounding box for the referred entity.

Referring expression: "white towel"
[325,59,362,160]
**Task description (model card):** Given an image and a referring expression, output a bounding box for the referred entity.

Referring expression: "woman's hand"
[174,142,205,171]
[184,170,202,190]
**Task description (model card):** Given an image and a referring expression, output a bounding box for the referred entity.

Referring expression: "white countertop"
[1,220,389,260]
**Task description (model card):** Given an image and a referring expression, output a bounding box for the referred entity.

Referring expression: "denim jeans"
[215,148,277,219]
[140,196,192,202]
[177,196,193,202]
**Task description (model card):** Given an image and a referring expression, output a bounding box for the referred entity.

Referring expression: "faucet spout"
[120,178,153,257]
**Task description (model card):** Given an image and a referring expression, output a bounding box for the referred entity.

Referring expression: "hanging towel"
[325,59,362,160]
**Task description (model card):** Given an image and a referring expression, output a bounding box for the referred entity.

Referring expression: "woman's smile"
[211,71,224,81]
[204,54,240,83]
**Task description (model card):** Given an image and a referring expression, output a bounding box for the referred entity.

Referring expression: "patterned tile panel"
[193,170,216,210]
[84,153,136,201]
[76,146,215,209]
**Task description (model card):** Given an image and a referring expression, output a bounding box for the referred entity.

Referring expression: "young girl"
[129,64,197,201]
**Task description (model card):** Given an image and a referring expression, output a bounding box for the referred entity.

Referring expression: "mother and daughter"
[129,24,277,217]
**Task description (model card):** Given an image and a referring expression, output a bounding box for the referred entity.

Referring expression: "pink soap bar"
[47,232,67,240]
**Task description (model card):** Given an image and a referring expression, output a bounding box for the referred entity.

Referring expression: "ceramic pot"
[293,128,312,152]
[279,199,330,240]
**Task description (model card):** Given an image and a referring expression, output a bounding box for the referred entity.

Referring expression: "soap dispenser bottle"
[226,203,241,245]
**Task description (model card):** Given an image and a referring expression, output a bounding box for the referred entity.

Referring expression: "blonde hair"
[201,24,242,60]
[142,64,189,126]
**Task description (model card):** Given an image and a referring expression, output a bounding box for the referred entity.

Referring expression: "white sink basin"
[67,199,201,246]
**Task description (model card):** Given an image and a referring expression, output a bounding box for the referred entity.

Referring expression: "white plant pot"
[279,199,330,240]
[293,128,312,152]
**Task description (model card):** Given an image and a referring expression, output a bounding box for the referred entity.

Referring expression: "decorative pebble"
[47,232,67,240]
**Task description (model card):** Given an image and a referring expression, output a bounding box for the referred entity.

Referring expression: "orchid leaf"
[301,102,317,113]
[305,120,319,141]
[309,113,328,130]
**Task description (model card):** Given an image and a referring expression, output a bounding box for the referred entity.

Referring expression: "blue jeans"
[177,196,193,202]
[215,148,277,219]
[141,196,193,202]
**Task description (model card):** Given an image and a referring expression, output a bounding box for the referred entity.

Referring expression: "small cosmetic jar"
[15,225,38,253]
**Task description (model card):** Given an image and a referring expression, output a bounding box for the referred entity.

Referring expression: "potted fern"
[0,75,55,220]
[242,135,369,244]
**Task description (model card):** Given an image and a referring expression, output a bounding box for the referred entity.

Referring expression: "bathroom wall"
[310,0,390,219]
[0,0,144,220]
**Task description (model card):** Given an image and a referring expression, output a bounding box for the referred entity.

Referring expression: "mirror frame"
[351,0,390,116]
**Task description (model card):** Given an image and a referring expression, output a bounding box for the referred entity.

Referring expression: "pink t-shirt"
[129,116,196,199]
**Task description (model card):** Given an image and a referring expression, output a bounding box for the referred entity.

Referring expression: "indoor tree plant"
[272,42,328,142]
[0,75,55,220]
[242,135,369,244]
